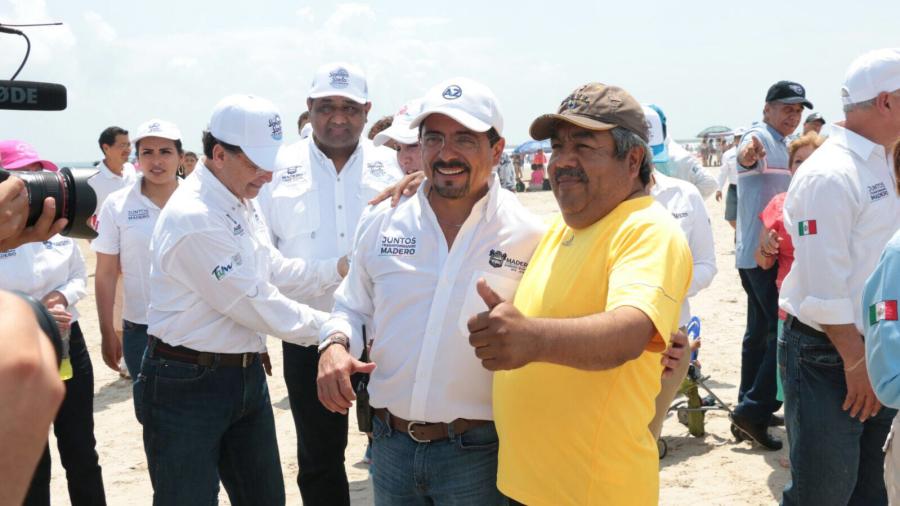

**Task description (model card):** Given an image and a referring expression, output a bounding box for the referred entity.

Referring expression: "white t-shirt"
[0,235,87,321]
[87,160,137,226]
[91,176,170,324]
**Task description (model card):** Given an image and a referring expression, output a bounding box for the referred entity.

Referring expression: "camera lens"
[1,167,98,239]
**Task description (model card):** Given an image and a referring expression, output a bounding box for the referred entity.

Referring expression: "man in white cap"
[372,98,425,175]
[143,94,346,505]
[254,62,401,505]
[317,77,544,504]
[779,48,900,505]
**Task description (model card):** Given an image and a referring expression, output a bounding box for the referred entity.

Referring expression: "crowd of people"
[1,47,899,506]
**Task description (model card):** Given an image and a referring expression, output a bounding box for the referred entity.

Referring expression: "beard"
[431,160,471,199]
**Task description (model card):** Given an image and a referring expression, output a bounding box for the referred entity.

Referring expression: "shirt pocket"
[271,182,321,239]
[457,270,521,336]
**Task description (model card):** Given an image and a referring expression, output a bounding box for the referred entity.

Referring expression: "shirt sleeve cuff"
[54,283,81,308]
[319,317,363,359]
[797,296,855,327]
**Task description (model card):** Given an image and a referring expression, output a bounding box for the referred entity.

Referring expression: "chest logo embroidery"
[379,235,416,256]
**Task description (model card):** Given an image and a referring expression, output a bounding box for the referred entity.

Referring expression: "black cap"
[765,80,813,109]
[804,112,825,124]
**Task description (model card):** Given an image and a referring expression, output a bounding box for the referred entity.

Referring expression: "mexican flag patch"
[869,300,899,325]
[798,220,817,236]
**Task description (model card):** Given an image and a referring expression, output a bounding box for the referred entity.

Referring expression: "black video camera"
[0,167,98,239]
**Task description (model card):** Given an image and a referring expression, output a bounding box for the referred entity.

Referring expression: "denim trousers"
[734,267,782,423]
[24,322,106,506]
[780,322,896,505]
[282,342,364,506]
[139,341,285,506]
[371,414,507,505]
[122,320,148,422]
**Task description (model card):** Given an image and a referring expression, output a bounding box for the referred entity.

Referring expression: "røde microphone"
[0,80,67,110]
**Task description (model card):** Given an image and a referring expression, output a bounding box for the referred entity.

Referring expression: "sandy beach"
[48,168,790,505]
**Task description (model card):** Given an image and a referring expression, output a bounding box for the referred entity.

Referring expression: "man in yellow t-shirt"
[468,83,693,505]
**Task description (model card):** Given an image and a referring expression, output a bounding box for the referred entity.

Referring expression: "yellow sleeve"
[605,219,693,351]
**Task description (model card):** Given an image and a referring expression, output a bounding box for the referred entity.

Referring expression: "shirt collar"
[416,173,502,225]
[827,123,882,161]
[194,163,245,212]
[764,123,786,143]
[308,137,366,170]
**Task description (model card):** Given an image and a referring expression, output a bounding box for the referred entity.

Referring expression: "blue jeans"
[734,267,782,423]
[138,341,285,506]
[780,322,896,505]
[123,320,148,422]
[371,414,507,505]
[122,320,148,380]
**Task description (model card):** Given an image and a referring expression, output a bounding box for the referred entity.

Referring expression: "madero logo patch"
[488,248,528,273]
[212,253,243,281]
[379,235,416,256]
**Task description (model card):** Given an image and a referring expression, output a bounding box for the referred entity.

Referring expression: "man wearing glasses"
[317,77,545,503]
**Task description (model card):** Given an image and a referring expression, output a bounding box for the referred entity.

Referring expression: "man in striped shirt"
[730,80,813,450]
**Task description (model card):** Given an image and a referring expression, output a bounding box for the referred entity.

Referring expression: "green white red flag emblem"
[798,220,817,236]
[870,300,899,325]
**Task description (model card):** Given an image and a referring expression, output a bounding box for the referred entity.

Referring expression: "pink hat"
[0,140,59,172]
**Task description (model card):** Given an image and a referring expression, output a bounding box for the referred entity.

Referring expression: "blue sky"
[1,0,897,163]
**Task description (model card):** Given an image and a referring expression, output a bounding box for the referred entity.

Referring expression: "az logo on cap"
[789,84,804,95]
[148,122,161,132]
[442,85,462,100]
[268,115,283,141]
[330,68,350,89]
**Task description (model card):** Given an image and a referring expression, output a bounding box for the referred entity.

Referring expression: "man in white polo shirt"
[255,62,401,505]
[89,126,137,228]
[372,98,425,175]
[779,48,900,506]
[317,77,544,504]
[143,94,346,505]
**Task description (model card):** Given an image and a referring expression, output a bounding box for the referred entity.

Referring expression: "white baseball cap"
[308,62,368,104]
[208,94,289,172]
[409,77,503,135]
[641,105,668,164]
[842,48,900,105]
[133,119,182,144]
[373,98,424,147]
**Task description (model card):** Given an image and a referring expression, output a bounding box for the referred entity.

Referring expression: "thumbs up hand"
[739,135,767,167]
[467,278,539,371]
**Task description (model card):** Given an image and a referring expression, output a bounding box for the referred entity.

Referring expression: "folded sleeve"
[54,241,87,308]
[784,174,856,326]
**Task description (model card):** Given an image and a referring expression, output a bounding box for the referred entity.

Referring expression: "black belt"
[148,336,258,368]
[784,315,829,340]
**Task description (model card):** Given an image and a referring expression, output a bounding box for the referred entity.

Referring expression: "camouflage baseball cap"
[530,83,648,142]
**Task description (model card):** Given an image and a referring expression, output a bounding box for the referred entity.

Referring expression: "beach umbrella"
[696,125,732,138]
[513,139,551,154]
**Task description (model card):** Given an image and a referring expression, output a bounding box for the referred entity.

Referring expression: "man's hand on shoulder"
[467,279,542,371]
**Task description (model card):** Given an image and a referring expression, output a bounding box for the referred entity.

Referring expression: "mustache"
[432,160,471,172]
[553,167,588,183]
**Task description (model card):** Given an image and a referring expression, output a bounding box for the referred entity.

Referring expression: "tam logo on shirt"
[798,220,817,236]
[869,300,898,325]
[212,253,243,281]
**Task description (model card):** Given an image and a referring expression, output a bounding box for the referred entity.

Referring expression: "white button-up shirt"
[147,164,343,353]
[256,138,402,315]
[717,146,738,190]
[91,176,171,324]
[87,161,137,225]
[651,172,717,327]
[0,235,87,320]
[321,178,546,422]
[664,138,718,199]
[780,124,900,332]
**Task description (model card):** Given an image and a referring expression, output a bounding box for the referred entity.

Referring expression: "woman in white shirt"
[92,120,182,404]
[0,140,106,505]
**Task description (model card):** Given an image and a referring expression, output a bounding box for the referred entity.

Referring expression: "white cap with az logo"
[208,94,289,172]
